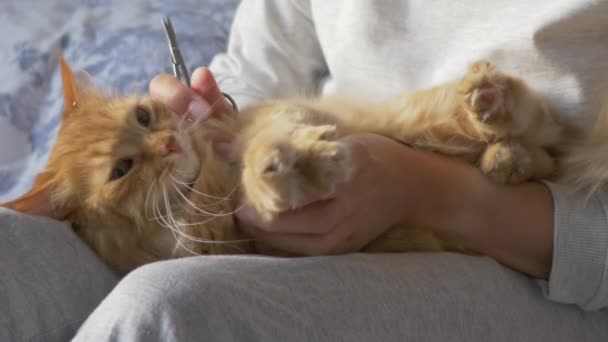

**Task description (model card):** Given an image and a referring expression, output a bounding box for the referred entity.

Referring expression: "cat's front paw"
[458,60,511,124]
[479,141,532,185]
[243,125,352,223]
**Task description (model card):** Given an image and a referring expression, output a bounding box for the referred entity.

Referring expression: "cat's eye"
[110,158,134,181]
[136,106,151,127]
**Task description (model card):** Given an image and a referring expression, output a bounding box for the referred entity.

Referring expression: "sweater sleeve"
[209,0,327,109]
[539,181,608,311]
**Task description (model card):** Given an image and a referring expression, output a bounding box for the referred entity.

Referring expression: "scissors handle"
[222,92,238,111]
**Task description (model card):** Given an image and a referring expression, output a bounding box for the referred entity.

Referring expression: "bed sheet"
[0,0,238,201]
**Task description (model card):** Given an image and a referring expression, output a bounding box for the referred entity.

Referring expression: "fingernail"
[186,96,211,121]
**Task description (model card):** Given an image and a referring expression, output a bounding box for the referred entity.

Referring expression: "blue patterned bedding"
[0,0,238,202]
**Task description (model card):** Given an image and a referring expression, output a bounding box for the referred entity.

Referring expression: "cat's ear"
[0,172,70,220]
[59,56,80,112]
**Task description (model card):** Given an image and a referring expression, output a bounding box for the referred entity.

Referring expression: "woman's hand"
[237,133,555,279]
[236,133,433,256]
[149,67,234,120]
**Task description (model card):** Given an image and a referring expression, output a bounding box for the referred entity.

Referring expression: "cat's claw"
[459,60,510,124]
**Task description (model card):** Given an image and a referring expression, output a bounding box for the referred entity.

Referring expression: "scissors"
[162,17,238,110]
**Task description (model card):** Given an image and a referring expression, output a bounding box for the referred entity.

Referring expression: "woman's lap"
[0,209,118,342]
[73,252,608,342]
[2,208,606,341]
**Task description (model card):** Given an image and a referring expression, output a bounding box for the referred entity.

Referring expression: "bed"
[0,0,239,202]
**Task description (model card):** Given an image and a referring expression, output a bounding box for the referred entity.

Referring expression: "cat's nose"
[163,135,182,156]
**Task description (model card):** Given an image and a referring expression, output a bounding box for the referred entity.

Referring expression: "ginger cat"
[2,59,564,273]
[557,102,608,195]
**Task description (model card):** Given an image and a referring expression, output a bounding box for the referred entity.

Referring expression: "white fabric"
[209,0,608,310]
[211,0,608,132]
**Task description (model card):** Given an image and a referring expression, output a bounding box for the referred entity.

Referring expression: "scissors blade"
[162,16,191,86]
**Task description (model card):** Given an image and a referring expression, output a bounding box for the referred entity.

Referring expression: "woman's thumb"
[149,73,211,120]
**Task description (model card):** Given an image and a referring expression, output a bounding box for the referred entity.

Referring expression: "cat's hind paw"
[458,60,510,124]
[479,141,533,185]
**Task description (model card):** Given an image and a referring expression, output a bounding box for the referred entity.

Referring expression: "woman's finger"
[236,198,345,235]
[149,73,212,120]
[191,67,234,114]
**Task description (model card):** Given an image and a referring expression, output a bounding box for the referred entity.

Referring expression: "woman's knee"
[73,256,250,341]
[0,209,118,341]
[97,257,239,315]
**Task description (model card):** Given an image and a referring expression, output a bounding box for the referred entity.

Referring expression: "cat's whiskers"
[151,193,172,229]
[144,179,161,221]
[160,183,202,256]
[167,181,206,218]
[171,183,250,231]
[151,183,254,248]
[171,167,195,176]
[171,183,250,222]
[144,175,208,219]
[148,191,180,224]
[153,191,198,256]
[170,174,239,202]
[171,183,236,217]
[145,167,177,220]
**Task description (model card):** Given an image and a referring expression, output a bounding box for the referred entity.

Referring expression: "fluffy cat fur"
[557,102,608,196]
[2,59,564,273]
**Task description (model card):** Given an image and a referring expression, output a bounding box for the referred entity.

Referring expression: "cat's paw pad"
[304,138,351,188]
[291,125,352,199]
[459,61,510,124]
[242,142,297,220]
[260,145,296,176]
[480,142,532,185]
[245,125,352,221]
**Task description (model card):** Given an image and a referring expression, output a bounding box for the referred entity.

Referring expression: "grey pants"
[2,209,607,342]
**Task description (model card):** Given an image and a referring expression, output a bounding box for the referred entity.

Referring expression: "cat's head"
[1,58,238,270]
